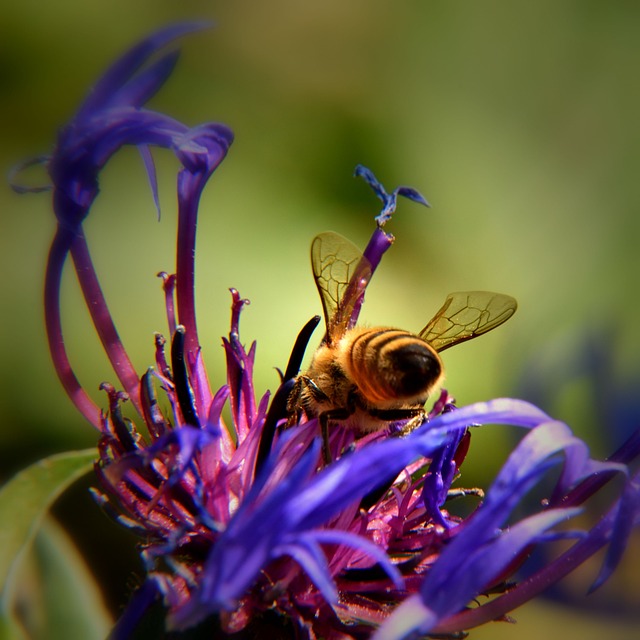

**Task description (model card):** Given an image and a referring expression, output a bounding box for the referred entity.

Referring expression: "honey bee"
[288,231,517,457]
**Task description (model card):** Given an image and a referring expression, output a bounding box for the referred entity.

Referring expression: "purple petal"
[422,428,466,526]
[207,385,230,427]
[304,529,404,589]
[272,539,339,603]
[354,164,388,202]
[109,579,161,640]
[174,123,235,176]
[433,468,639,634]
[109,50,180,110]
[410,422,578,601]
[396,185,430,208]
[203,443,321,594]
[425,507,582,617]
[373,594,436,640]
[290,399,550,530]
[421,397,551,432]
[76,22,209,121]
[375,508,583,639]
[286,430,446,530]
[589,471,640,592]
[354,164,429,225]
[138,144,161,219]
[376,417,632,636]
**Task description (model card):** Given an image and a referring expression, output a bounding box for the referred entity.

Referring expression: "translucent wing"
[311,232,373,344]
[419,291,517,352]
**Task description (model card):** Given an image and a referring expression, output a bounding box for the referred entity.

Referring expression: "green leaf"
[10,517,112,640]
[0,450,96,600]
[0,614,28,640]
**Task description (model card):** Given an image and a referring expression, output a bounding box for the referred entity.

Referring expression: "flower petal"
[374,507,583,639]
[75,22,209,120]
[272,539,339,604]
[589,470,640,592]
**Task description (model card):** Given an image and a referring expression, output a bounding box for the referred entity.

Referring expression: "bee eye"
[386,342,442,398]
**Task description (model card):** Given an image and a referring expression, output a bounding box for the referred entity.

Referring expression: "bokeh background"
[1,1,639,638]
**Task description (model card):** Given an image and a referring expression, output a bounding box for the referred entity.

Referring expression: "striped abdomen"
[338,327,443,406]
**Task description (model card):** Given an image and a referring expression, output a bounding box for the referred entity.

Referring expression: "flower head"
[22,25,640,639]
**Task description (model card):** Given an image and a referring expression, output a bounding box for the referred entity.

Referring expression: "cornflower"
[16,24,640,639]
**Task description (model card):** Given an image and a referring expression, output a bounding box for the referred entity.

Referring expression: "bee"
[288,231,517,458]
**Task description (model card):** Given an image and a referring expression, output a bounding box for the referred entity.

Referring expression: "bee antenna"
[354,164,430,226]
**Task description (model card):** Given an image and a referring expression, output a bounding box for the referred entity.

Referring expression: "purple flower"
[20,25,640,639]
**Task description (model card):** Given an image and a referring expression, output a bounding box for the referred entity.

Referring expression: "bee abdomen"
[342,328,443,405]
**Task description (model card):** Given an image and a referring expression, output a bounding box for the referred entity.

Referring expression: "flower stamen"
[170,326,200,427]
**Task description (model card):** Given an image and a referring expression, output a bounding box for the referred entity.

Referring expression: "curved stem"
[44,227,102,429]
[175,171,201,354]
[70,229,142,414]
[175,170,213,421]
[349,227,394,327]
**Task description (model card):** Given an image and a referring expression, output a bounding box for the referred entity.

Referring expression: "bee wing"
[419,291,517,352]
[311,231,373,344]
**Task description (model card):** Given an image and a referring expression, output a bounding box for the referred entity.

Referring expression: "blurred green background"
[1,1,639,637]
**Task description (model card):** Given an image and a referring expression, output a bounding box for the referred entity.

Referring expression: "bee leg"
[285,372,330,427]
[286,375,336,463]
[395,410,426,436]
[318,407,352,464]
[368,407,426,436]
[447,487,484,500]
[284,375,305,426]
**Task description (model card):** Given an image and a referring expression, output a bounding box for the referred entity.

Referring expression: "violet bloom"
[20,25,640,639]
